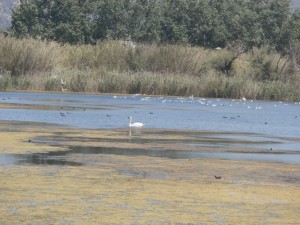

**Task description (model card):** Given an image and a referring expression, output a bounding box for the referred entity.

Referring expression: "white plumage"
[128,116,144,127]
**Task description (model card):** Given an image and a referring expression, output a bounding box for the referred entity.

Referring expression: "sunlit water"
[1,92,299,137]
[0,92,299,165]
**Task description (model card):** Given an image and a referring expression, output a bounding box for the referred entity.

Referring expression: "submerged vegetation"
[1,121,300,224]
[0,34,300,101]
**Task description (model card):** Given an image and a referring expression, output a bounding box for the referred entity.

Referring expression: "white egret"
[128,116,144,127]
[60,78,66,92]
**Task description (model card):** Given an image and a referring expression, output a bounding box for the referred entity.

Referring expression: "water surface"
[1,146,300,166]
[0,92,299,137]
[0,92,299,165]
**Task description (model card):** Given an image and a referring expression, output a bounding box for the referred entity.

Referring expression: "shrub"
[0,75,13,91]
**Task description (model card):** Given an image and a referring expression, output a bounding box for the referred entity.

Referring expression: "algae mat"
[0,121,299,224]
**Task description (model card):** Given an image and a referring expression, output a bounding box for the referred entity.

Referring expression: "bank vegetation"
[0,35,300,101]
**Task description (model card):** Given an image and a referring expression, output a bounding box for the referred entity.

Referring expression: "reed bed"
[0,35,61,76]
[0,34,299,101]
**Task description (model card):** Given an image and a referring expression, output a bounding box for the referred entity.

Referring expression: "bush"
[0,75,13,91]
[262,81,292,101]
[208,51,236,75]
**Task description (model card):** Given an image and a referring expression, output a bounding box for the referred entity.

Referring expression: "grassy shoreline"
[0,121,299,224]
[1,35,299,101]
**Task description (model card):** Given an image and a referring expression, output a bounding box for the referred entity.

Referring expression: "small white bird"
[60,78,67,92]
[128,116,144,127]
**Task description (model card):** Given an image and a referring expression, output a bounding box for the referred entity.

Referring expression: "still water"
[0,92,299,137]
[1,146,300,166]
[0,92,299,165]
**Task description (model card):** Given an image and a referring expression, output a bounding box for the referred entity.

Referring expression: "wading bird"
[60,78,67,92]
[128,116,144,127]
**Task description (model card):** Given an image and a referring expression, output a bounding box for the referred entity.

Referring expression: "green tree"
[10,1,39,38]
[160,0,189,44]
[291,9,300,41]
[11,0,95,44]
[129,0,162,43]
[9,0,296,51]
[247,0,292,51]
[93,0,130,40]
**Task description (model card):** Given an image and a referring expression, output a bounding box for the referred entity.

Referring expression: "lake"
[0,92,299,164]
[1,92,299,136]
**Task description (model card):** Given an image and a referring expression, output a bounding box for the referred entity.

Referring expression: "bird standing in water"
[128,116,144,127]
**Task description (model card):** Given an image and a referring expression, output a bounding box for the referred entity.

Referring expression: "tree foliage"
[9,0,300,52]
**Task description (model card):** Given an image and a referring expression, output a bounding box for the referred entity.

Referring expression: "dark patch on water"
[0,153,82,166]
[34,135,279,146]
[1,146,300,166]
[69,146,300,164]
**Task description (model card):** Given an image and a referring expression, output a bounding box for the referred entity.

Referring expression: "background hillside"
[0,0,19,31]
[293,0,300,8]
[1,0,300,32]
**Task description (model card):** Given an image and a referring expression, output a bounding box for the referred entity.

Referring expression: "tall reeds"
[0,35,299,101]
[0,35,61,76]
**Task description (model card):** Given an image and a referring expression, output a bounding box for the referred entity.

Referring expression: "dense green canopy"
[10,0,300,51]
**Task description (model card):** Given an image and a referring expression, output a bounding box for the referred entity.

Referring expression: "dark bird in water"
[214,175,222,179]
[28,138,32,143]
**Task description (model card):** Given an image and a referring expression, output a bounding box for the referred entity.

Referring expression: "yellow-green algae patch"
[0,121,299,224]
[0,121,67,154]
[1,158,299,224]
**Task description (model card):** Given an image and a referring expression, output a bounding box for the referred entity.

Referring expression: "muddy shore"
[0,121,299,224]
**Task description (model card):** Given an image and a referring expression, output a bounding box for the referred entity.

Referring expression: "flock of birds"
[59,80,145,127]
[3,87,297,182]
[59,79,145,128]
[59,106,145,128]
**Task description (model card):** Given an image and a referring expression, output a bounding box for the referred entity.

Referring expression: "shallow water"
[1,93,300,225]
[0,92,299,137]
[0,92,299,165]
[1,146,300,166]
